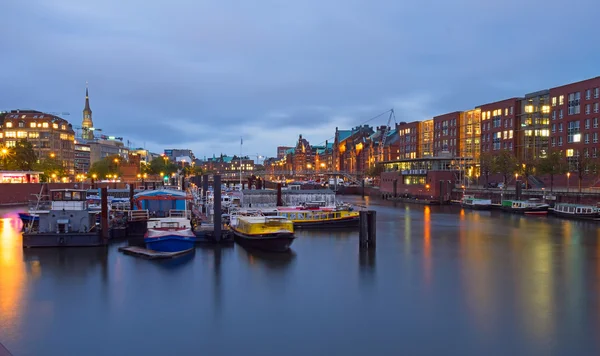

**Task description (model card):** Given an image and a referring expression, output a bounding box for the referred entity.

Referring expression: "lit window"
[541,105,550,114]
[559,95,564,105]
[509,130,513,139]
[552,97,557,106]
[53,123,58,129]
[61,124,66,130]
[21,115,25,119]
[5,122,12,128]
[42,122,49,128]
[28,132,39,139]
[17,131,27,138]
[5,140,16,147]
[4,131,16,138]
[566,149,574,157]
[30,122,36,128]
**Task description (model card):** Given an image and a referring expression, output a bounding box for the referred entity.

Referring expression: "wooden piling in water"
[129,184,135,210]
[213,175,222,242]
[367,210,376,248]
[359,210,376,249]
[101,187,109,242]
[359,211,368,248]
[202,175,209,213]
[276,183,283,206]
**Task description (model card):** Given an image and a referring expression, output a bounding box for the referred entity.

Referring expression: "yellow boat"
[276,208,360,229]
[231,216,295,252]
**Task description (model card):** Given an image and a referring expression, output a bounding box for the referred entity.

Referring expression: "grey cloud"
[0,0,599,158]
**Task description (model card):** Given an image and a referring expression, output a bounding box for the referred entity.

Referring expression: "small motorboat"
[230,215,295,252]
[461,195,492,210]
[144,217,196,253]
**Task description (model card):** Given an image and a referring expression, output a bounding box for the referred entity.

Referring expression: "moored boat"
[461,195,492,210]
[276,207,360,228]
[231,216,295,252]
[144,217,196,253]
[22,189,104,248]
[551,203,600,220]
[502,199,549,215]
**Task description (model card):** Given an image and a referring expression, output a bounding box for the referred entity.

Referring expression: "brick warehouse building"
[269,75,600,193]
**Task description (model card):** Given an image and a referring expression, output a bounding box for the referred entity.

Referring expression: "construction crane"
[378,109,396,162]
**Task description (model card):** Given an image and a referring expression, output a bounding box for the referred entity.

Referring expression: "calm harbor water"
[2,198,600,356]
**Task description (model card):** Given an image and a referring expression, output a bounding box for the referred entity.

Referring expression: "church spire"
[84,81,91,112]
[82,82,94,140]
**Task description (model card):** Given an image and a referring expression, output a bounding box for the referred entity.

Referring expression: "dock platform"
[118,246,193,259]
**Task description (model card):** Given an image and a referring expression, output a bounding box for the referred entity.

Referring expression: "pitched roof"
[337,130,353,142]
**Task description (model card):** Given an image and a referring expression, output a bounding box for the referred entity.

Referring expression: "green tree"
[4,140,37,171]
[493,150,518,188]
[365,163,383,178]
[479,152,494,187]
[519,156,538,189]
[34,157,68,182]
[148,157,178,176]
[89,154,122,179]
[572,152,600,193]
[537,151,567,192]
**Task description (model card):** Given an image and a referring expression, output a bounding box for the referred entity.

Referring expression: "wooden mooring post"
[100,187,109,243]
[213,175,222,242]
[359,210,376,249]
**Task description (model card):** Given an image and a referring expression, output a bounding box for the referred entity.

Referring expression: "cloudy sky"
[1,0,599,160]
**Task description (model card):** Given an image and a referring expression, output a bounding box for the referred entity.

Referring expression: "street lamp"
[567,172,571,193]
[51,173,56,183]
[50,152,55,158]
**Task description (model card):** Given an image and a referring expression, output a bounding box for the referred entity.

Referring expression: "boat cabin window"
[52,190,86,201]
[161,222,180,229]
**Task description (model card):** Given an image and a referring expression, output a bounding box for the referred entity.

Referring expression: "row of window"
[554,89,600,106]
[1,131,74,140]
[551,133,599,147]
[481,130,514,142]
[482,141,514,151]
[4,121,69,130]
[482,107,514,120]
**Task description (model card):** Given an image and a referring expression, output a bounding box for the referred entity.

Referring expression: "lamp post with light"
[567,172,571,193]
[0,147,8,169]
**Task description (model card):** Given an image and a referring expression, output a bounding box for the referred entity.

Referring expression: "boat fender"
[58,237,65,245]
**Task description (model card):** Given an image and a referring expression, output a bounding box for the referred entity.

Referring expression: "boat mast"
[240,136,243,188]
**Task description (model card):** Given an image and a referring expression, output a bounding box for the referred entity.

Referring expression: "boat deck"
[118,246,193,259]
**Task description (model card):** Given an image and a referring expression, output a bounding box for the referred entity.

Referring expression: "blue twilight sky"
[1,0,599,160]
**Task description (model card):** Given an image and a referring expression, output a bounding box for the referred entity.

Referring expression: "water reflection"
[423,206,431,286]
[0,213,27,346]
[152,250,195,270]
[237,245,296,270]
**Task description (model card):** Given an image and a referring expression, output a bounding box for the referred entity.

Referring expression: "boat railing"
[129,210,150,221]
[28,200,52,211]
[169,209,191,219]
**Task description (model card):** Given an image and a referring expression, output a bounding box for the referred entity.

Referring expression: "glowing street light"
[567,172,571,193]
[50,152,55,158]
